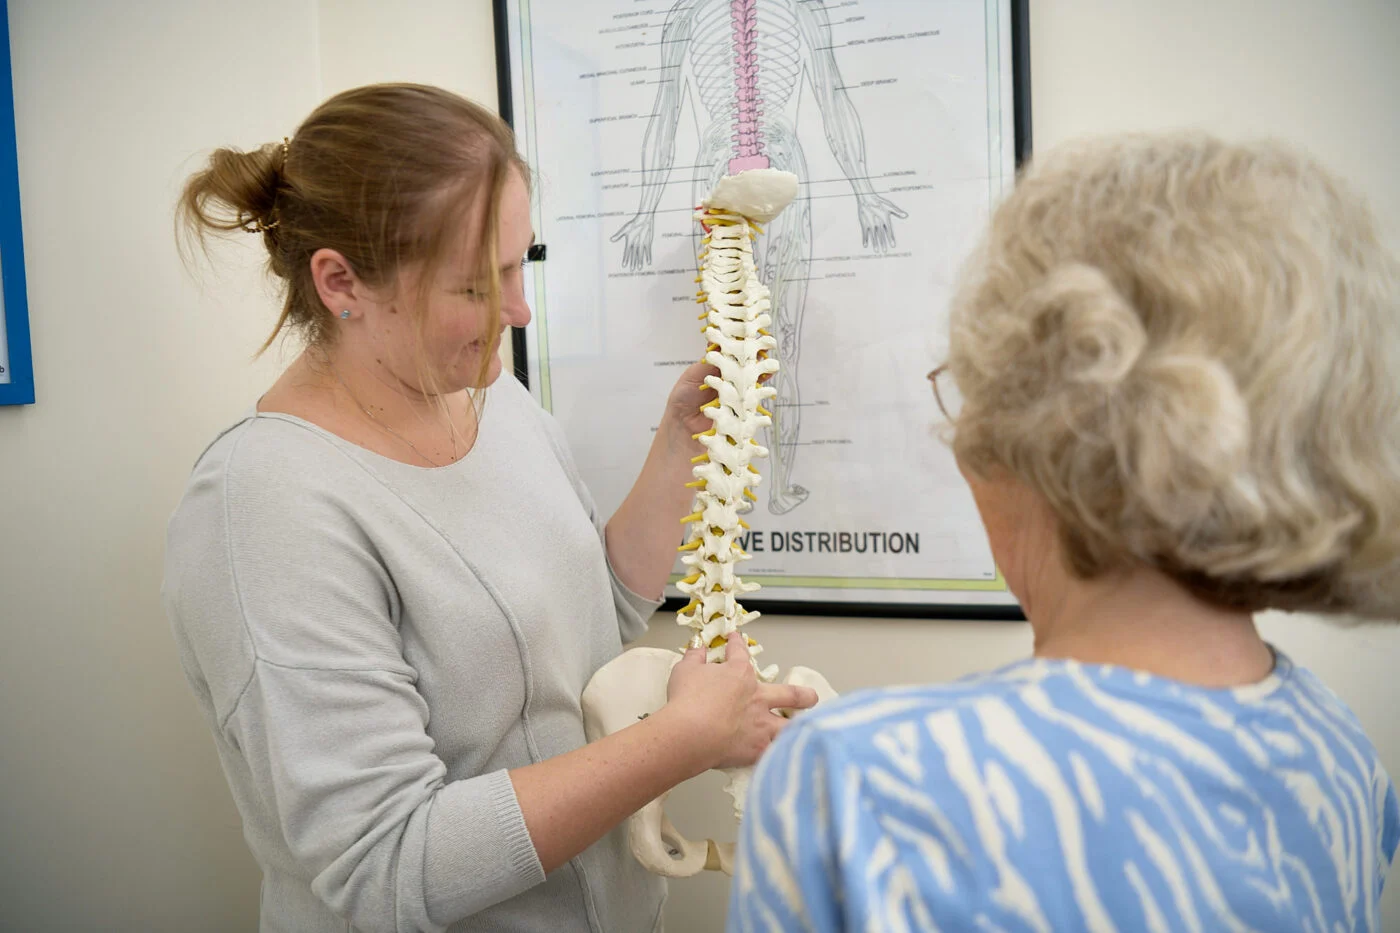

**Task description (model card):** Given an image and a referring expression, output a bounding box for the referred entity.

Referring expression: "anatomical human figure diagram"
[612,0,906,514]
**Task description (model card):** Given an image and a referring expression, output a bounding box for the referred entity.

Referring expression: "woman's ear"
[309,248,361,317]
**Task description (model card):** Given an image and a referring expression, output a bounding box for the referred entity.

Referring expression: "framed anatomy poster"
[0,0,31,407]
[495,0,1031,618]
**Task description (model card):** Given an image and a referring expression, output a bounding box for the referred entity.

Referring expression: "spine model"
[678,203,781,681]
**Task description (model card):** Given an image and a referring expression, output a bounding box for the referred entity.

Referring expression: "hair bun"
[1121,353,1250,532]
[181,142,283,238]
[1024,263,1145,389]
[1008,262,1255,567]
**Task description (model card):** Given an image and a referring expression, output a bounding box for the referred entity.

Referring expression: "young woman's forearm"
[508,704,708,873]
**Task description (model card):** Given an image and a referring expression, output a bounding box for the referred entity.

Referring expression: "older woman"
[728,134,1400,931]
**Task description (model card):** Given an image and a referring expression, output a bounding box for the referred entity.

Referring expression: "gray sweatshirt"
[162,374,668,932]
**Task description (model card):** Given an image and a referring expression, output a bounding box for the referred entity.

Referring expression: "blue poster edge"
[0,0,34,406]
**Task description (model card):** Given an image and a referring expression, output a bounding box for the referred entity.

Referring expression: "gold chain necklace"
[330,368,459,468]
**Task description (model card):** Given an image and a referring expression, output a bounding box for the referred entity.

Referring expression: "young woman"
[164,83,816,933]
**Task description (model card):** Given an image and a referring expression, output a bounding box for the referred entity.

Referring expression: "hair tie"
[241,138,291,235]
[241,213,279,234]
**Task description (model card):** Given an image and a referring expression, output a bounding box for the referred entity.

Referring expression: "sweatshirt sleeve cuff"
[421,768,545,926]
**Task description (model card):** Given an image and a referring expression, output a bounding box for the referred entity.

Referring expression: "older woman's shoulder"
[772,657,1067,768]
[797,657,1052,724]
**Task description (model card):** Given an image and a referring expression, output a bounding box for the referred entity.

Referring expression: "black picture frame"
[493,0,1032,622]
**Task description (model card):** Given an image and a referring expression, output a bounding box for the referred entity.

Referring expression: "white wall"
[318,0,498,104]
[0,1,1395,931]
[0,2,319,929]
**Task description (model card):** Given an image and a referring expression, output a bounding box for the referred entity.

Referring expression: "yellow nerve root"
[708,634,759,649]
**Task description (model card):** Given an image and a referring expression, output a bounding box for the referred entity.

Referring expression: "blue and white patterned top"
[729,652,1398,932]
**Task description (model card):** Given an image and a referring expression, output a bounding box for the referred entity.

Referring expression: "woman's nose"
[503,281,531,328]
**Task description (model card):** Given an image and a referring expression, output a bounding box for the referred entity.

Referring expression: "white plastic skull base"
[703,169,800,223]
[580,647,837,877]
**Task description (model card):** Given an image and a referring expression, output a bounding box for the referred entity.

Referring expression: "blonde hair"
[178,83,526,389]
[947,133,1400,619]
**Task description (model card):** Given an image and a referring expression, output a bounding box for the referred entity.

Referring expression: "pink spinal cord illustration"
[728,0,769,173]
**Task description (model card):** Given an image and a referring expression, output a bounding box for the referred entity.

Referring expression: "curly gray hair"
[947,133,1400,619]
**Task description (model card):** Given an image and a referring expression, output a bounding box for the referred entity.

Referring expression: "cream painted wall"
[0,1,1395,931]
[0,2,319,929]
[318,0,498,106]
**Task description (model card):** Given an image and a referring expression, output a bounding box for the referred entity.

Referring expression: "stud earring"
[340,309,351,319]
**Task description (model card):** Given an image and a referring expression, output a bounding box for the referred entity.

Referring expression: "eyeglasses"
[927,364,954,420]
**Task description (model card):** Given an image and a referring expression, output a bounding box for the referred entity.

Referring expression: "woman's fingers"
[722,631,751,667]
[757,683,818,712]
